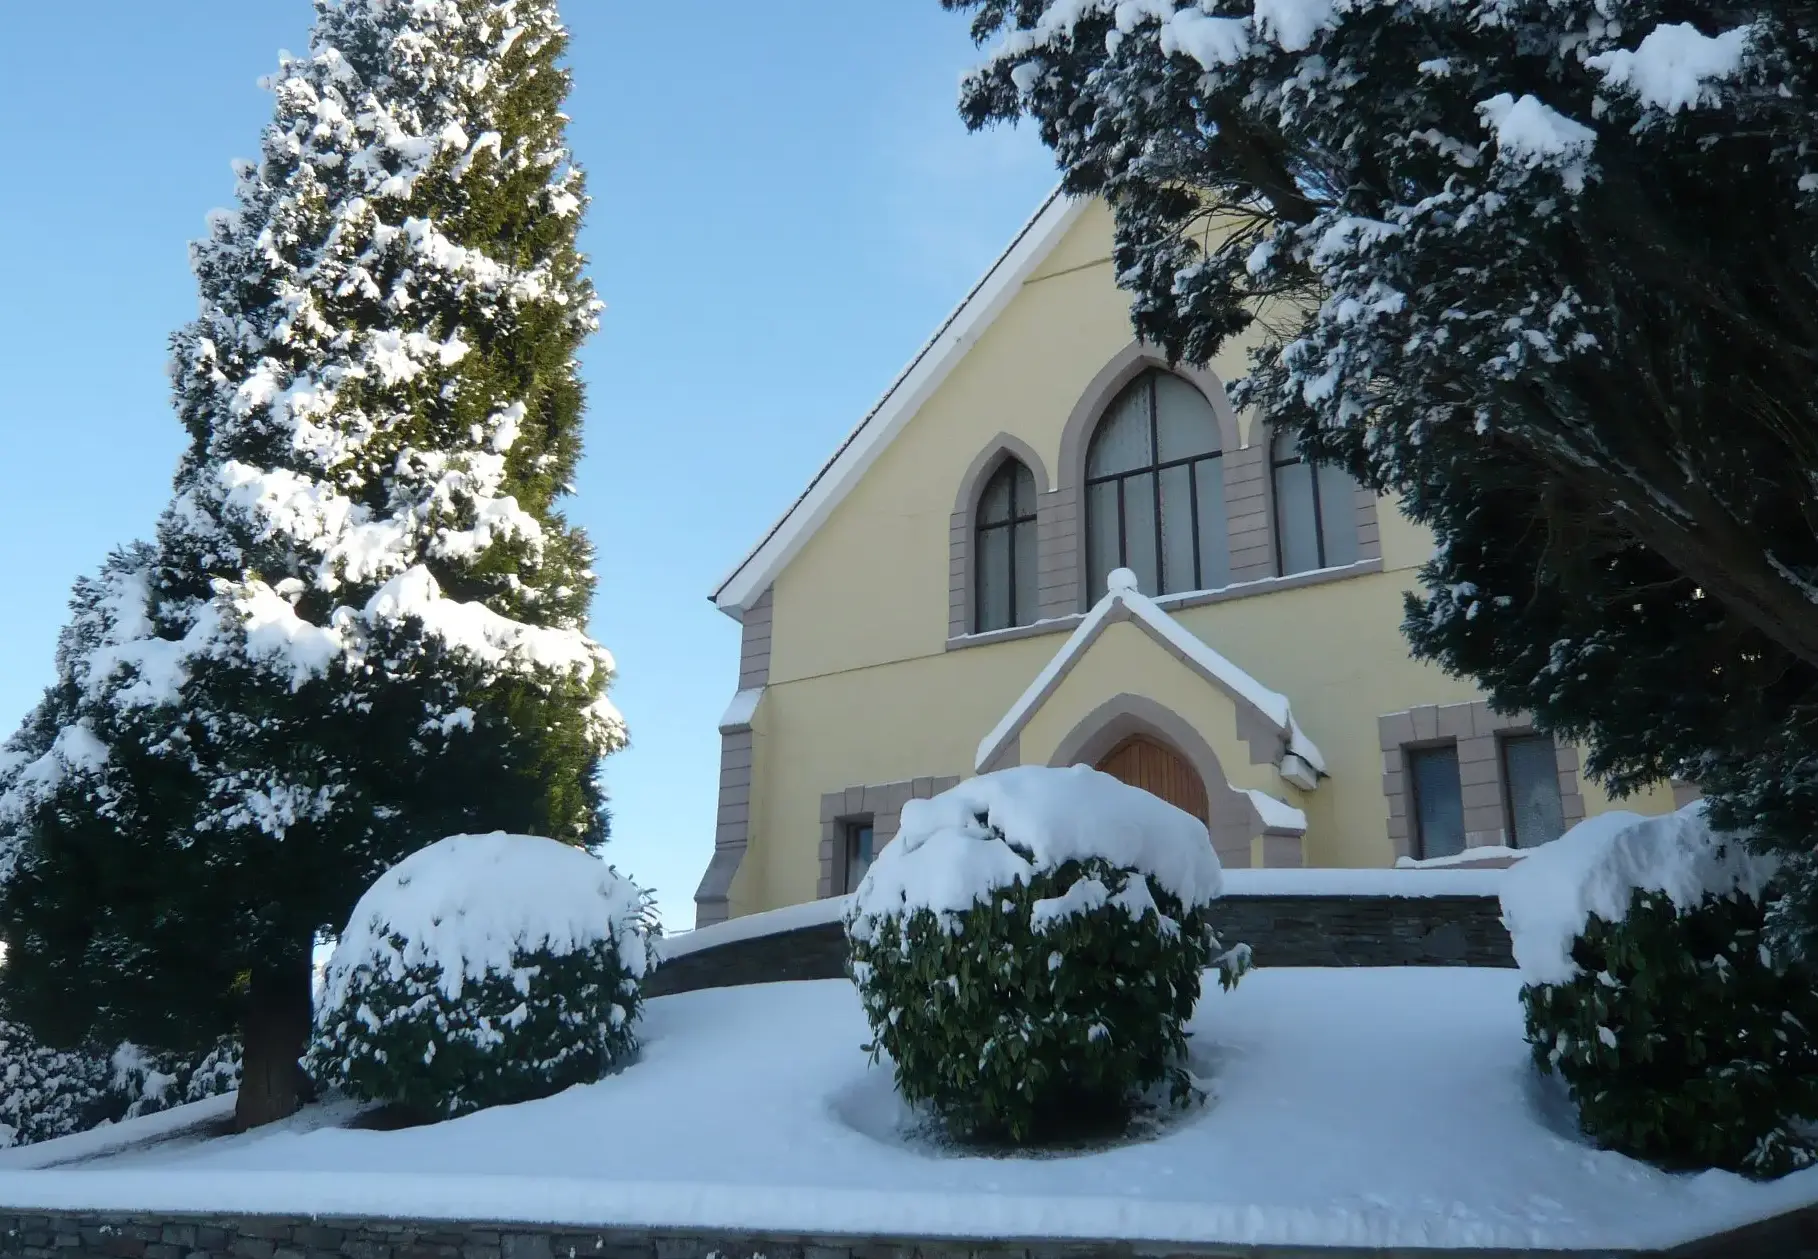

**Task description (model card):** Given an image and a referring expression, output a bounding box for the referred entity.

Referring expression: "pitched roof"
[974,568,1326,779]
[709,189,1088,619]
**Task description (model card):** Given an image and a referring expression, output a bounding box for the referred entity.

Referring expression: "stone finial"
[1107,567,1139,593]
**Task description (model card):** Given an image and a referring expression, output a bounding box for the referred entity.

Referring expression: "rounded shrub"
[1502,805,1818,1178]
[306,833,655,1120]
[845,765,1250,1146]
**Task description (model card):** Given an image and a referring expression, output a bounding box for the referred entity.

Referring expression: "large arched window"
[1084,369,1228,598]
[974,457,1037,632]
[1270,427,1360,575]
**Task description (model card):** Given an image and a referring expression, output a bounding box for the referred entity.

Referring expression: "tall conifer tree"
[0,0,622,1129]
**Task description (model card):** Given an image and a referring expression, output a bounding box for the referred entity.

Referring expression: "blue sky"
[0,3,1059,932]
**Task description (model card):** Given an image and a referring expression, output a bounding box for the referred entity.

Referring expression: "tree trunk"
[235,951,314,1132]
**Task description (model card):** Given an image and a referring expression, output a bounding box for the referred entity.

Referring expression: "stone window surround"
[946,339,1382,646]
[1378,702,1586,859]
[818,776,962,898]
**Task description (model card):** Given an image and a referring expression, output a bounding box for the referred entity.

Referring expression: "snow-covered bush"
[0,1022,239,1150]
[1502,804,1818,1178]
[306,833,655,1119]
[846,766,1249,1144]
[110,1039,241,1121]
[0,1018,110,1149]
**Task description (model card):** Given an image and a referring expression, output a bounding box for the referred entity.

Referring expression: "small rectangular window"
[844,820,876,893]
[1503,734,1567,848]
[1409,744,1466,860]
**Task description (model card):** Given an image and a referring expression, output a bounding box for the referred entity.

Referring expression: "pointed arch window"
[975,457,1038,632]
[1270,427,1360,576]
[1084,369,1228,598]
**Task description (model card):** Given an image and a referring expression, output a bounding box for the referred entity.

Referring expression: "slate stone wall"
[4,1208,1815,1259]
[0,1211,1634,1259]
[645,894,1514,999]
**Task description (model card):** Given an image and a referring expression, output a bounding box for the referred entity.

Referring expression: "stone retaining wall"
[645,894,1513,999]
[2,1207,1812,1259]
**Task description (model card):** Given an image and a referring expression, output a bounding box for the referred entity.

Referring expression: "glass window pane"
[1316,461,1361,567]
[978,462,1013,526]
[1154,373,1222,462]
[1013,517,1038,627]
[1505,735,1567,848]
[1410,746,1466,860]
[847,823,875,892]
[1195,457,1230,590]
[1271,424,1300,463]
[1087,378,1155,478]
[1086,479,1123,599]
[1121,474,1160,595]
[1011,460,1036,520]
[976,524,1011,632]
[1158,463,1198,594]
[1274,460,1322,575]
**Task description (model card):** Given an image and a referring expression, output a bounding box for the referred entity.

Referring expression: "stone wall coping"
[661,894,853,962]
[1,1196,1812,1257]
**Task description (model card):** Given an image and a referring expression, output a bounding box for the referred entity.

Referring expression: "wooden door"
[1094,735,1209,824]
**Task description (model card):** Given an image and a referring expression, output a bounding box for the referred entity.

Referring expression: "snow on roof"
[975,567,1325,776]
[1498,803,1778,987]
[710,191,1086,618]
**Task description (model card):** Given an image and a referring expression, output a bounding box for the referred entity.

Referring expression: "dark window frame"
[1500,731,1566,849]
[973,457,1039,633]
[1270,432,1349,575]
[842,816,877,894]
[1084,369,1225,598]
[1406,739,1466,861]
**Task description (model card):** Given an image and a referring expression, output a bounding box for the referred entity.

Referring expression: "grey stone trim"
[818,776,961,897]
[1048,691,1267,868]
[1225,443,1275,583]
[948,433,1054,639]
[1037,484,1081,620]
[696,587,774,929]
[1355,482,1384,562]
[1152,557,1382,614]
[944,559,1383,655]
[1261,835,1304,868]
[1056,340,1244,612]
[737,586,773,692]
[1378,702,1586,860]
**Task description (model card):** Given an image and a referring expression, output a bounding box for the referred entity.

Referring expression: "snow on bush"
[306,833,655,1119]
[846,766,1250,1145]
[0,1018,110,1150]
[1501,804,1818,1177]
[0,1020,239,1150]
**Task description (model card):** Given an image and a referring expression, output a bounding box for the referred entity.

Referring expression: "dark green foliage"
[847,856,1249,1145]
[0,0,621,1127]
[1522,887,1818,1178]
[0,1017,239,1150]
[305,937,643,1120]
[938,0,1818,947]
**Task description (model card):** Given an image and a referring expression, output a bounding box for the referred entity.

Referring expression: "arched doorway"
[1094,734,1210,824]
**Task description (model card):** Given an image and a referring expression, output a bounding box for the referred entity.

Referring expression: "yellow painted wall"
[725,199,1678,916]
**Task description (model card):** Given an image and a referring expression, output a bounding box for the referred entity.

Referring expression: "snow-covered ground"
[2,969,1815,1251]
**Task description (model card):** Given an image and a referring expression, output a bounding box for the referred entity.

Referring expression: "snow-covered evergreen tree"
[942,0,1818,940]
[0,0,622,1130]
